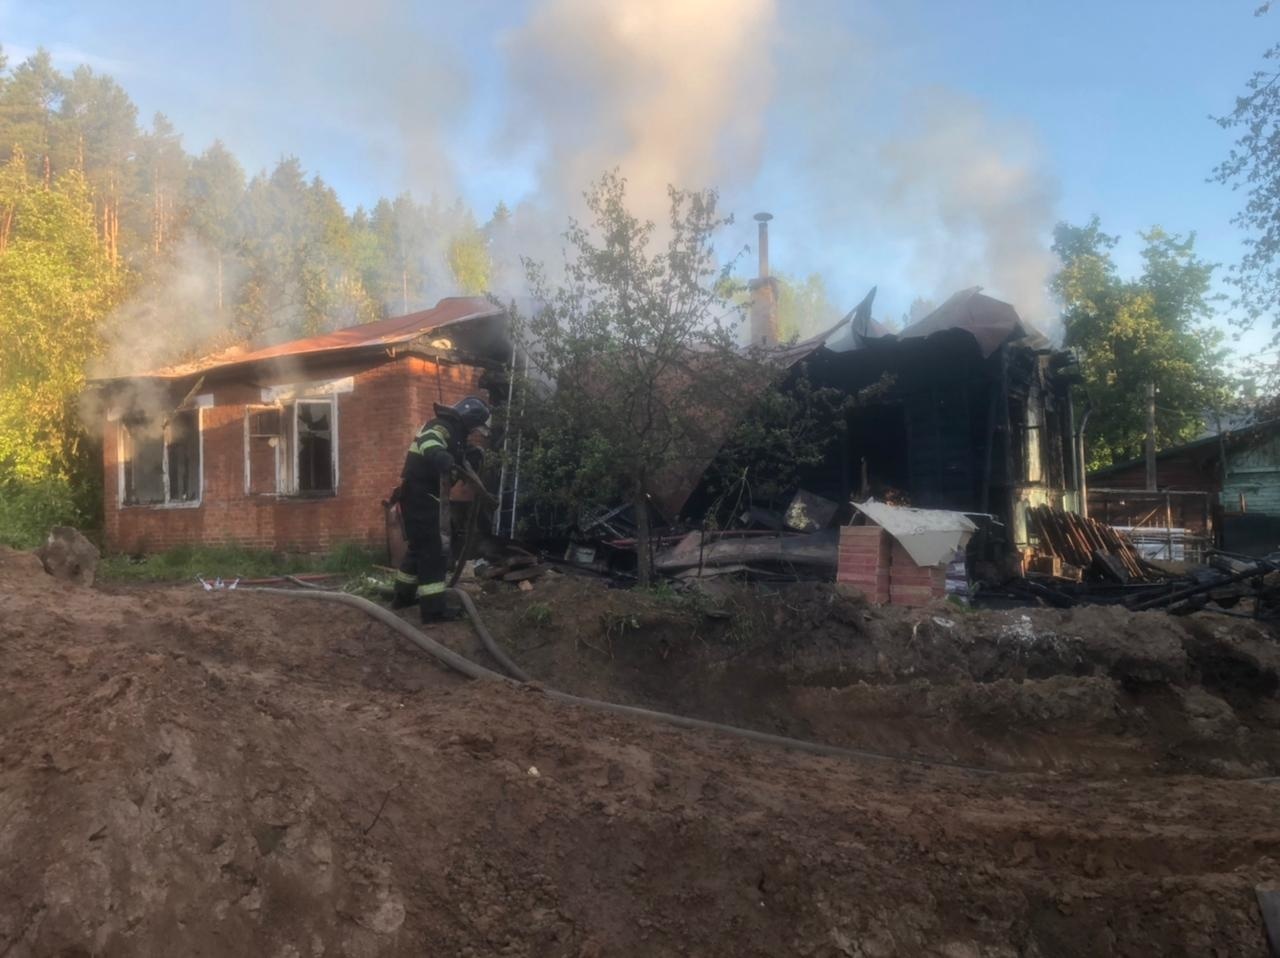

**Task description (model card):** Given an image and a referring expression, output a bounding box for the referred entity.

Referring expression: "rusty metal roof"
[103,296,505,382]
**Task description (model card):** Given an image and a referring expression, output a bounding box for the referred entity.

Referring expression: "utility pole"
[1145,382,1157,492]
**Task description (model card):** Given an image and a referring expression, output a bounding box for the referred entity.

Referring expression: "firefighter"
[392,395,491,622]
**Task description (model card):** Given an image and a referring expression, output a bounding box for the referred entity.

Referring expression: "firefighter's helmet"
[435,395,491,431]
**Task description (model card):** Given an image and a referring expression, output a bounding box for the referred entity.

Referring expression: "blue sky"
[1,0,1272,356]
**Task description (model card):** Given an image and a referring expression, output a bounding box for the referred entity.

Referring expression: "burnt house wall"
[801,330,1021,518]
[680,331,1075,559]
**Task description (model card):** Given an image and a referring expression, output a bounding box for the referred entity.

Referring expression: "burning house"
[660,215,1084,574]
[89,298,512,555]
[87,214,1085,592]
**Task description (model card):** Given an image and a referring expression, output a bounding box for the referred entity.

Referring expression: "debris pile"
[1128,552,1280,618]
[1027,505,1148,584]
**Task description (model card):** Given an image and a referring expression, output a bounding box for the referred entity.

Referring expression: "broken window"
[292,400,335,493]
[120,409,202,506]
[244,398,338,496]
[166,411,201,502]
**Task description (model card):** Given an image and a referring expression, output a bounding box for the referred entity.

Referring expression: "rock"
[35,527,99,587]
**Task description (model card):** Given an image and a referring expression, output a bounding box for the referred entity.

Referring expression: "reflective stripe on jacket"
[409,424,451,457]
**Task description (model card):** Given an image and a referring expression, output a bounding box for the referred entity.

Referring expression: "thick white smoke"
[97,0,1064,339]
[498,1,1059,328]
[878,89,1060,331]
[92,236,246,380]
[502,0,777,224]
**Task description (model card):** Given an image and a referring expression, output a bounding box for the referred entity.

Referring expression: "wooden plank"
[1038,507,1080,565]
[1092,549,1131,584]
[1029,507,1060,558]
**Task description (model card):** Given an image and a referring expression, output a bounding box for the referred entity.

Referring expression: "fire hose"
[250,582,1280,783]
[252,584,993,771]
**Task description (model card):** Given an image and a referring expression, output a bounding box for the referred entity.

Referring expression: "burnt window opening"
[293,400,334,494]
[167,411,201,502]
[244,398,337,497]
[121,409,201,506]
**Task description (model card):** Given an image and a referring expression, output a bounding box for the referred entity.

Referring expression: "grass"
[520,602,554,628]
[99,542,381,583]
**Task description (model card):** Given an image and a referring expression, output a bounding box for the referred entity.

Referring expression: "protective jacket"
[393,414,467,617]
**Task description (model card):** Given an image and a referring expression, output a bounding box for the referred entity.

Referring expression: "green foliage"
[1052,217,1233,469]
[98,541,379,582]
[1213,6,1280,340]
[520,602,553,628]
[0,476,87,548]
[702,374,854,514]
[775,272,841,342]
[448,231,490,294]
[515,171,767,582]
[0,155,125,545]
[520,416,626,528]
[0,48,519,543]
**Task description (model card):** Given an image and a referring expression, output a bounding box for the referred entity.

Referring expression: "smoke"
[501,0,776,224]
[877,90,1060,331]
[90,0,1064,350]
[91,236,247,381]
[230,0,470,200]
[497,2,1058,328]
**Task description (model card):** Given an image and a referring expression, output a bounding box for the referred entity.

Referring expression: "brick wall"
[887,541,946,607]
[103,355,486,555]
[835,526,891,604]
[836,524,947,607]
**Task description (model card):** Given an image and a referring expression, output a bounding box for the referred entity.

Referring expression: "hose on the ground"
[241,583,1280,783]
[243,585,997,772]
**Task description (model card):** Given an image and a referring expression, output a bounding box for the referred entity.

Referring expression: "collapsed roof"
[895,287,1050,357]
[650,286,1060,520]
[825,286,1050,357]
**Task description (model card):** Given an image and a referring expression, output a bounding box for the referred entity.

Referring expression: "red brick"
[838,569,890,584]
[839,555,888,570]
[103,355,488,555]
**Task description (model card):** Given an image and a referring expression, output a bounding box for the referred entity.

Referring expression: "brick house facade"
[93,298,508,555]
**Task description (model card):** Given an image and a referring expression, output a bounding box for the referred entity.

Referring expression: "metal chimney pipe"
[754,211,773,279]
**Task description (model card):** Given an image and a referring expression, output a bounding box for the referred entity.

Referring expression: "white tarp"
[852,499,977,568]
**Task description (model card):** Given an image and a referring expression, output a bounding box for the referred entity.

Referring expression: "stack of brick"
[888,541,947,606]
[836,525,891,604]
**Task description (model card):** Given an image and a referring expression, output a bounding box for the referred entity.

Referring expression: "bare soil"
[3,548,1280,956]
[472,575,1280,779]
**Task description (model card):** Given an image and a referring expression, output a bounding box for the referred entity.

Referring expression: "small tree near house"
[516,171,767,585]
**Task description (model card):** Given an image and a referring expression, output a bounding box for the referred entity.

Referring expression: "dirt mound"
[468,576,1280,776]
[3,554,1280,955]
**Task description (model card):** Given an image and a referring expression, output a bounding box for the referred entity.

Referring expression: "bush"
[0,477,87,549]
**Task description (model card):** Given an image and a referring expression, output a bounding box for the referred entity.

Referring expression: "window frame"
[243,395,340,498]
[290,397,339,496]
[117,407,204,509]
[244,404,286,496]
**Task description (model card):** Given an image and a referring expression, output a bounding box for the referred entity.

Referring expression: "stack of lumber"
[1027,505,1147,583]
